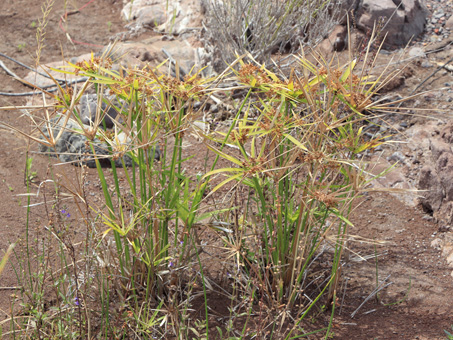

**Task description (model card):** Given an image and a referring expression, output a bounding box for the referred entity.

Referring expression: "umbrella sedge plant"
[0,30,418,337]
[200,39,413,337]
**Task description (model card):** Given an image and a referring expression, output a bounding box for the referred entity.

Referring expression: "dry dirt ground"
[0,1,452,339]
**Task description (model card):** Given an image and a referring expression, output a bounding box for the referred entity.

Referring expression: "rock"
[430,238,442,250]
[443,243,453,268]
[356,0,429,48]
[387,151,406,164]
[419,165,443,214]
[38,115,160,168]
[136,6,167,29]
[79,94,126,129]
[121,0,203,35]
[23,53,91,88]
[318,25,348,55]
[408,46,425,58]
[418,121,453,225]
[336,0,360,24]
[446,15,453,30]
[101,36,201,76]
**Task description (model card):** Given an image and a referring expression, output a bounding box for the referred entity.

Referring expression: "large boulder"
[356,0,429,48]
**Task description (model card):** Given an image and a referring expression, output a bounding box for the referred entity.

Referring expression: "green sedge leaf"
[283,133,308,151]
[330,209,354,227]
[205,144,243,166]
[208,172,243,195]
[340,58,357,82]
[203,167,243,179]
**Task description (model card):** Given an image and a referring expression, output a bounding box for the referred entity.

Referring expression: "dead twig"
[350,274,392,318]
[409,56,453,95]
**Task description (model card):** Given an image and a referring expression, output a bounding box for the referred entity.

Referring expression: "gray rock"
[356,0,429,48]
[387,151,406,163]
[433,9,445,19]
[408,46,425,58]
[136,6,167,29]
[421,61,433,68]
[337,0,361,24]
[79,94,126,129]
[100,37,199,78]
[121,0,203,34]
[38,116,160,168]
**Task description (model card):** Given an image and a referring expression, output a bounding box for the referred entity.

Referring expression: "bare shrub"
[202,0,342,70]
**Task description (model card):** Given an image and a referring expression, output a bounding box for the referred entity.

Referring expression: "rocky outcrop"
[419,121,453,227]
[356,0,429,48]
[317,0,429,55]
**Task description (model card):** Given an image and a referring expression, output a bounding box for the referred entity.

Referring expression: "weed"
[25,156,38,185]
[16,43,26,52]
[0,244,15,276]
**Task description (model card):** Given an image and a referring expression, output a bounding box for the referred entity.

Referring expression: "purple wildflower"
[74,296,80,306]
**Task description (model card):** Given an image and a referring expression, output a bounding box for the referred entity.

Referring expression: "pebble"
[210,104,219,113]
[387,151,406,163]
[418,0,453,45]
[433,9,445,19]
[408,47,425,58]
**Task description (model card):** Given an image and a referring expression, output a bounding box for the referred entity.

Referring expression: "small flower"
[74,296,80,306]
[60,209,70,218]
[168,261,174,268]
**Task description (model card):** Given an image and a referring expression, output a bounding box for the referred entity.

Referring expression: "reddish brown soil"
[0,1,452,339]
